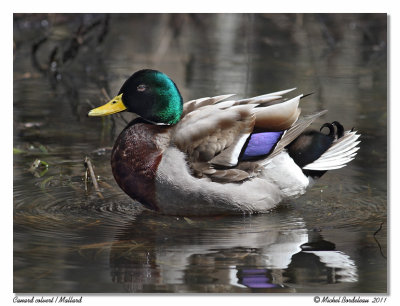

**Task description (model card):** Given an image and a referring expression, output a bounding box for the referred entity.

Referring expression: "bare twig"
[84,156,104,199]
[84,168,88,192]
[374,222,383,236]
[373,222,387,259]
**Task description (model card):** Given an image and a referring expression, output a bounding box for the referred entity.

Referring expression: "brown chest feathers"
[111,120,170,211]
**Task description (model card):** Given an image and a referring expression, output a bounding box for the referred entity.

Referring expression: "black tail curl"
[319,121,344,139]
[287,121,346,178]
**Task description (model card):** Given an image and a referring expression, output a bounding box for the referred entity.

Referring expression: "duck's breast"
[111,120,170,211]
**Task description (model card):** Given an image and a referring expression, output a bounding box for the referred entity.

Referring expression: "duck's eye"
[137,84,147,92]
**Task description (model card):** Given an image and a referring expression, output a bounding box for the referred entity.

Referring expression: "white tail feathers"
[303,130,361,171]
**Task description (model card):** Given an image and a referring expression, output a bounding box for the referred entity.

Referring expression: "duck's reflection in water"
[109,210,357,292]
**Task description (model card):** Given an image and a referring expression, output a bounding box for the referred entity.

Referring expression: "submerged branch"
[373,222,387,259]
[84,156,104,199]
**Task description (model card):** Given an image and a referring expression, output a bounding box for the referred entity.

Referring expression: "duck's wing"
[174,90,303,182]
[173,103,256,169]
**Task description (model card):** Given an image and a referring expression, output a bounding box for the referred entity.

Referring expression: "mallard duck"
[88,69,360,216]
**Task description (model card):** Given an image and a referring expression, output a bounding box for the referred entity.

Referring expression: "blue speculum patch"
[241,131,284,160]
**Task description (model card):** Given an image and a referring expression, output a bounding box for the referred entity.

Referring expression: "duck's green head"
[88,69,183,125]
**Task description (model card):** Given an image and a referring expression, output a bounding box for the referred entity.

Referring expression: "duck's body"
[89,69,360,216]
[111,119,309,215]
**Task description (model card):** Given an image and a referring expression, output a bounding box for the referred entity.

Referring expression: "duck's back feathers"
[182,94,236,117]
[176,89,304,163]
[173,103,256,168]
[181,88,297,117]
[175,87,360,185]
[174,91,335,183]
[253,94,301,130]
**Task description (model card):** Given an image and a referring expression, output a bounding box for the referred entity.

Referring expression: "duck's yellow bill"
[88,94,127,117]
